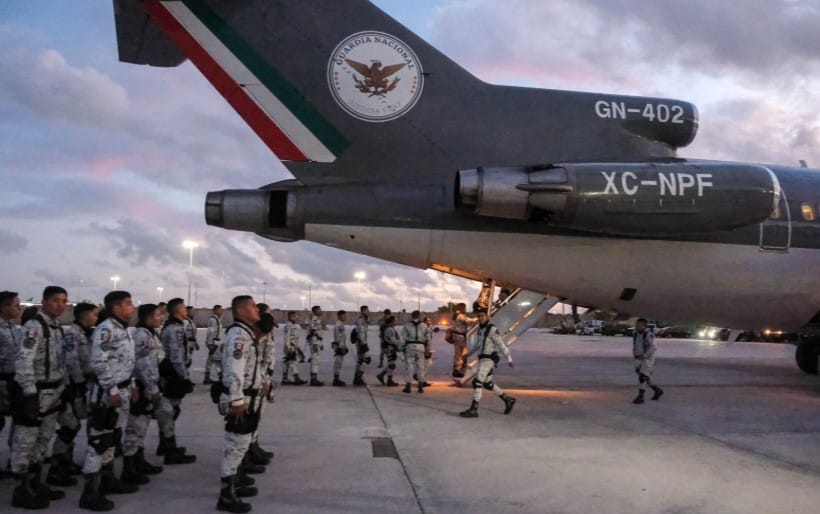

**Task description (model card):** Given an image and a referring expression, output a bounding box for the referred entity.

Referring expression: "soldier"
[217,295,262,513]
[79,291,139,511]
[375,316,401,387]
[331,310,349,387]
[351,306,371,386]
[377,309,392,368]
[246,312,275,467]
[632,318,663,404]
[10,286,70,509]
[204,305,224,385]
[49,302,98,485]
[0,291,22,479]
[281,312,306,385]
[402,310,429,393]
[157,298,196,462]
[306,306,325,386]
[157,302,168,323]
[451,303,477,378]
[459,310,516,418]
[120,304,167,487]
[184,306,199,370]
[421,316,434,388]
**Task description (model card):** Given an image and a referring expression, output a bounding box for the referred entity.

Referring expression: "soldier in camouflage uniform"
[376,316,401,387]
[402,310,429,394]
[246,312,275,468]
[306,306,325,386]
[49,302,98,485]
[331,310,349,387]
[120,304,167,485]
[10,286,69,509]
[632,318,663,405]
[459,311,516,418]
[351,306,371,386]
[184,306,198,371]
[281,312,306,385]
[204,305,224,385]
[217,295,262,513]
[158,298,196,462]
[0,291,22,478]
[79,291,139,511]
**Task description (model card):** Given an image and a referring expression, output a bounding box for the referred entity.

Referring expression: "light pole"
[182,240,199,305]
[300,296,306,311]
[110,275,120,290]
[262,281,267,303]
[157,287,164,303]
[354,271,366,309]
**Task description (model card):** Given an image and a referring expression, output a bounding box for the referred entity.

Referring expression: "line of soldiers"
[0,288,198,511]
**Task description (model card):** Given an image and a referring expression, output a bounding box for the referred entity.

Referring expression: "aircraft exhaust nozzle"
[204,188,302,242]
[456,162,779,236]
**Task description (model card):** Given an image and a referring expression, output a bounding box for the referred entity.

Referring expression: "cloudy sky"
[0,1,818,310]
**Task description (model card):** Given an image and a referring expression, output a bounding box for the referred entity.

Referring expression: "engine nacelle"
[205,184,304,242]
[456,162,780,236]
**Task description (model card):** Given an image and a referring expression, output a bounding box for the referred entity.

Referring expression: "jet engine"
[456,162,781,236]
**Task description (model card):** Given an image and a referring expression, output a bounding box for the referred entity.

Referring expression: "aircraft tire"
[795,338,819,374]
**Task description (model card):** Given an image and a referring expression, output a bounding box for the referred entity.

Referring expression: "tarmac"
[2,329,820,513]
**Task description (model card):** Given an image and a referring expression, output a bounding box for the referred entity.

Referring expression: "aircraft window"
[801,203,815,221]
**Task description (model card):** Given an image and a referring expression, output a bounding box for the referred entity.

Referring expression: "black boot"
[237,468,255,487]
[162,437,196,464]
[386,377,399,387]
[46,455,78,487]
[422,381,432,388]
[250,441,273,460]
[240,454,265,475]
[459,401,479,418]
[247,443,270,466]
[134,448,163,475]
[12,471,50,509]
[332,375,346,387]
[100,462,138,495]
[417,383,424,394]
[203,376,214,385]
[632,390,645,404]
[31,463,65,500]
[292,375,307,386]
[309,374,324,387]
[651,385,664,401]
[216,475,252,513]
[79,472,114,512]
[156,436,186,457]
[376,371,386,385]
[61,444,83,476]
[402,383,412,393]
[501,394,517,415]
[120,455,149,485]
[352,372,365,386]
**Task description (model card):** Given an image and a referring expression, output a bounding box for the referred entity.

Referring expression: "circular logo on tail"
[328,31,424,122]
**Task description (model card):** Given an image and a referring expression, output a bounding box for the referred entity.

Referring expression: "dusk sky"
[0,1,818,310]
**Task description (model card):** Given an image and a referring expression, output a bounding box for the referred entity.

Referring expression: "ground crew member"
[306,306,324,386]
[459,310,516,418]
[0,291,22,480]
[451,303,477,378]
[246,312,275,467]
[79,290,139,511]
[351,306,371,386]
[376,316,401,387]
[217,295,262,513]
[204,305,224,385]
[10,286,70,509]
[121,303,167,486]
[50,302,98,485]
[184,306,198,370]
[402,311,428,393]
[331,311,349,387]
[158,298,196,462]
[377,309,392,368]
[281,312,306,385]
[632,318,663,404]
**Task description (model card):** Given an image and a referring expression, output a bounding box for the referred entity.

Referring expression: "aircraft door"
[759,189,791,252]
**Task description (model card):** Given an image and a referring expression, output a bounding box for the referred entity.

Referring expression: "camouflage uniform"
[282,321,301,381]
[123,327,173,456]
[10,313,65,474]
[376,325,402,386]
[352,315,371,384]
[205,315,224,381]
[307,314,323,377]
[632,329,662,403]
[452,312,477,375]
[52,322,93,464]
[160,318,189,424]
[0,318,21,439]
[466,324,512,403]
[183,317,197,370]
[331,321,348,377]
[251,330,274,448]
[402,320,428,388]
[82,316,135,474]
[219,322,263,478]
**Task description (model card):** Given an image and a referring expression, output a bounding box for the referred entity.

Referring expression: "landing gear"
[795,336,820,374]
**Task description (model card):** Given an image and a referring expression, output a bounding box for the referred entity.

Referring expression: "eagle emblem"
[344,59,406,97]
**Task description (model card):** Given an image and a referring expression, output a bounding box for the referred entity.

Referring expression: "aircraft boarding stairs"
[455,285,561,386]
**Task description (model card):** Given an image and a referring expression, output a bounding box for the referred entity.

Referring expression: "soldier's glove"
[22,394,39,421]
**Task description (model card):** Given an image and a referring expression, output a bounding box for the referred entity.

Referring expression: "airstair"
[455,283,560,386]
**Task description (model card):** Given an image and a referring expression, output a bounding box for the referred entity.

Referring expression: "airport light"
[262,281,267,303]
[182,240,199,305]
[110,276,120,289]
[157,287,164,303]
[354,271,366,308]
